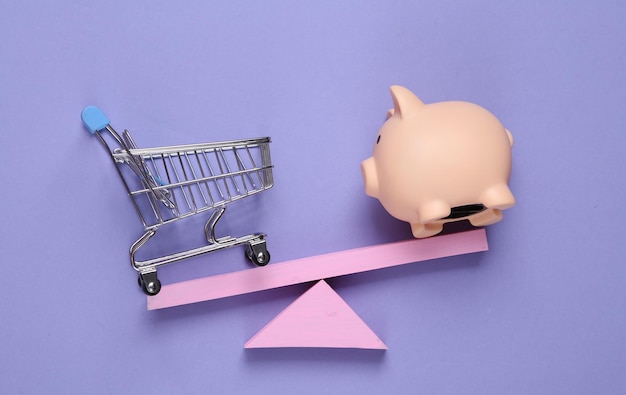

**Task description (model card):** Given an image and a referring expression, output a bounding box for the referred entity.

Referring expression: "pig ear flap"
[390,85,424,118]
[505,129,514,147]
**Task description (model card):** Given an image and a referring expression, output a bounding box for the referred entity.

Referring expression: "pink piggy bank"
[361,85,515,238]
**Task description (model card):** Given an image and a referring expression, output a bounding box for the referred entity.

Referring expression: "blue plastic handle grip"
[81,106,110,133]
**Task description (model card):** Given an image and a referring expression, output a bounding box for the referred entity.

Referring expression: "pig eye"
[376,135,381,144]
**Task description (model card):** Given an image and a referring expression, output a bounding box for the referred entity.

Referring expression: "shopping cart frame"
[82,106,274,295]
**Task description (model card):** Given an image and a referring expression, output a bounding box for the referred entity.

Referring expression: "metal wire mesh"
[113,138,273,229]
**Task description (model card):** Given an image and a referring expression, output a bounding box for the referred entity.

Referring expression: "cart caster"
[246,240,270,267]
[138,272,161,296]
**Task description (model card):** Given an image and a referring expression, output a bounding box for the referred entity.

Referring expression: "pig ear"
[505,129,514,147]
[390,85,424,118]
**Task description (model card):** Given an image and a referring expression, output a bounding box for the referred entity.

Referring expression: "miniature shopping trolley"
[81,106,274,296]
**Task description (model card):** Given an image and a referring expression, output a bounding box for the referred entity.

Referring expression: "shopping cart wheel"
[246,240,270,267]
[138,272,162,296]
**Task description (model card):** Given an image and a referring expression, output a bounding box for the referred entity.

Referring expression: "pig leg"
[411,222,444,238]
[479,184,515,210]
[417,200,451,223]
[469,208,503,227]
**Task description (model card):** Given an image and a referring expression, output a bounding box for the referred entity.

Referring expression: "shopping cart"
[81,106,274,295]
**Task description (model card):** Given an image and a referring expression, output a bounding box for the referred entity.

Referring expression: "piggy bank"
[361,85,515,238]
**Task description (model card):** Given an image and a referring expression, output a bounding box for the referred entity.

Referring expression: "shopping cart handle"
[81,105,110,133]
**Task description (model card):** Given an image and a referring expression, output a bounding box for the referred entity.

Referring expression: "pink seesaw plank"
[245,280,387,349]
[147,229,488,310]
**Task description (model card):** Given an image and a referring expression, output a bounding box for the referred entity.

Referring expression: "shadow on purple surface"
[243,347,386,363]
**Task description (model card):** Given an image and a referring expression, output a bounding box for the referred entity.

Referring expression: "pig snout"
[361,157,379,198]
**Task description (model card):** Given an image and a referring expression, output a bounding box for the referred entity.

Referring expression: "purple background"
[1,1,625,393]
